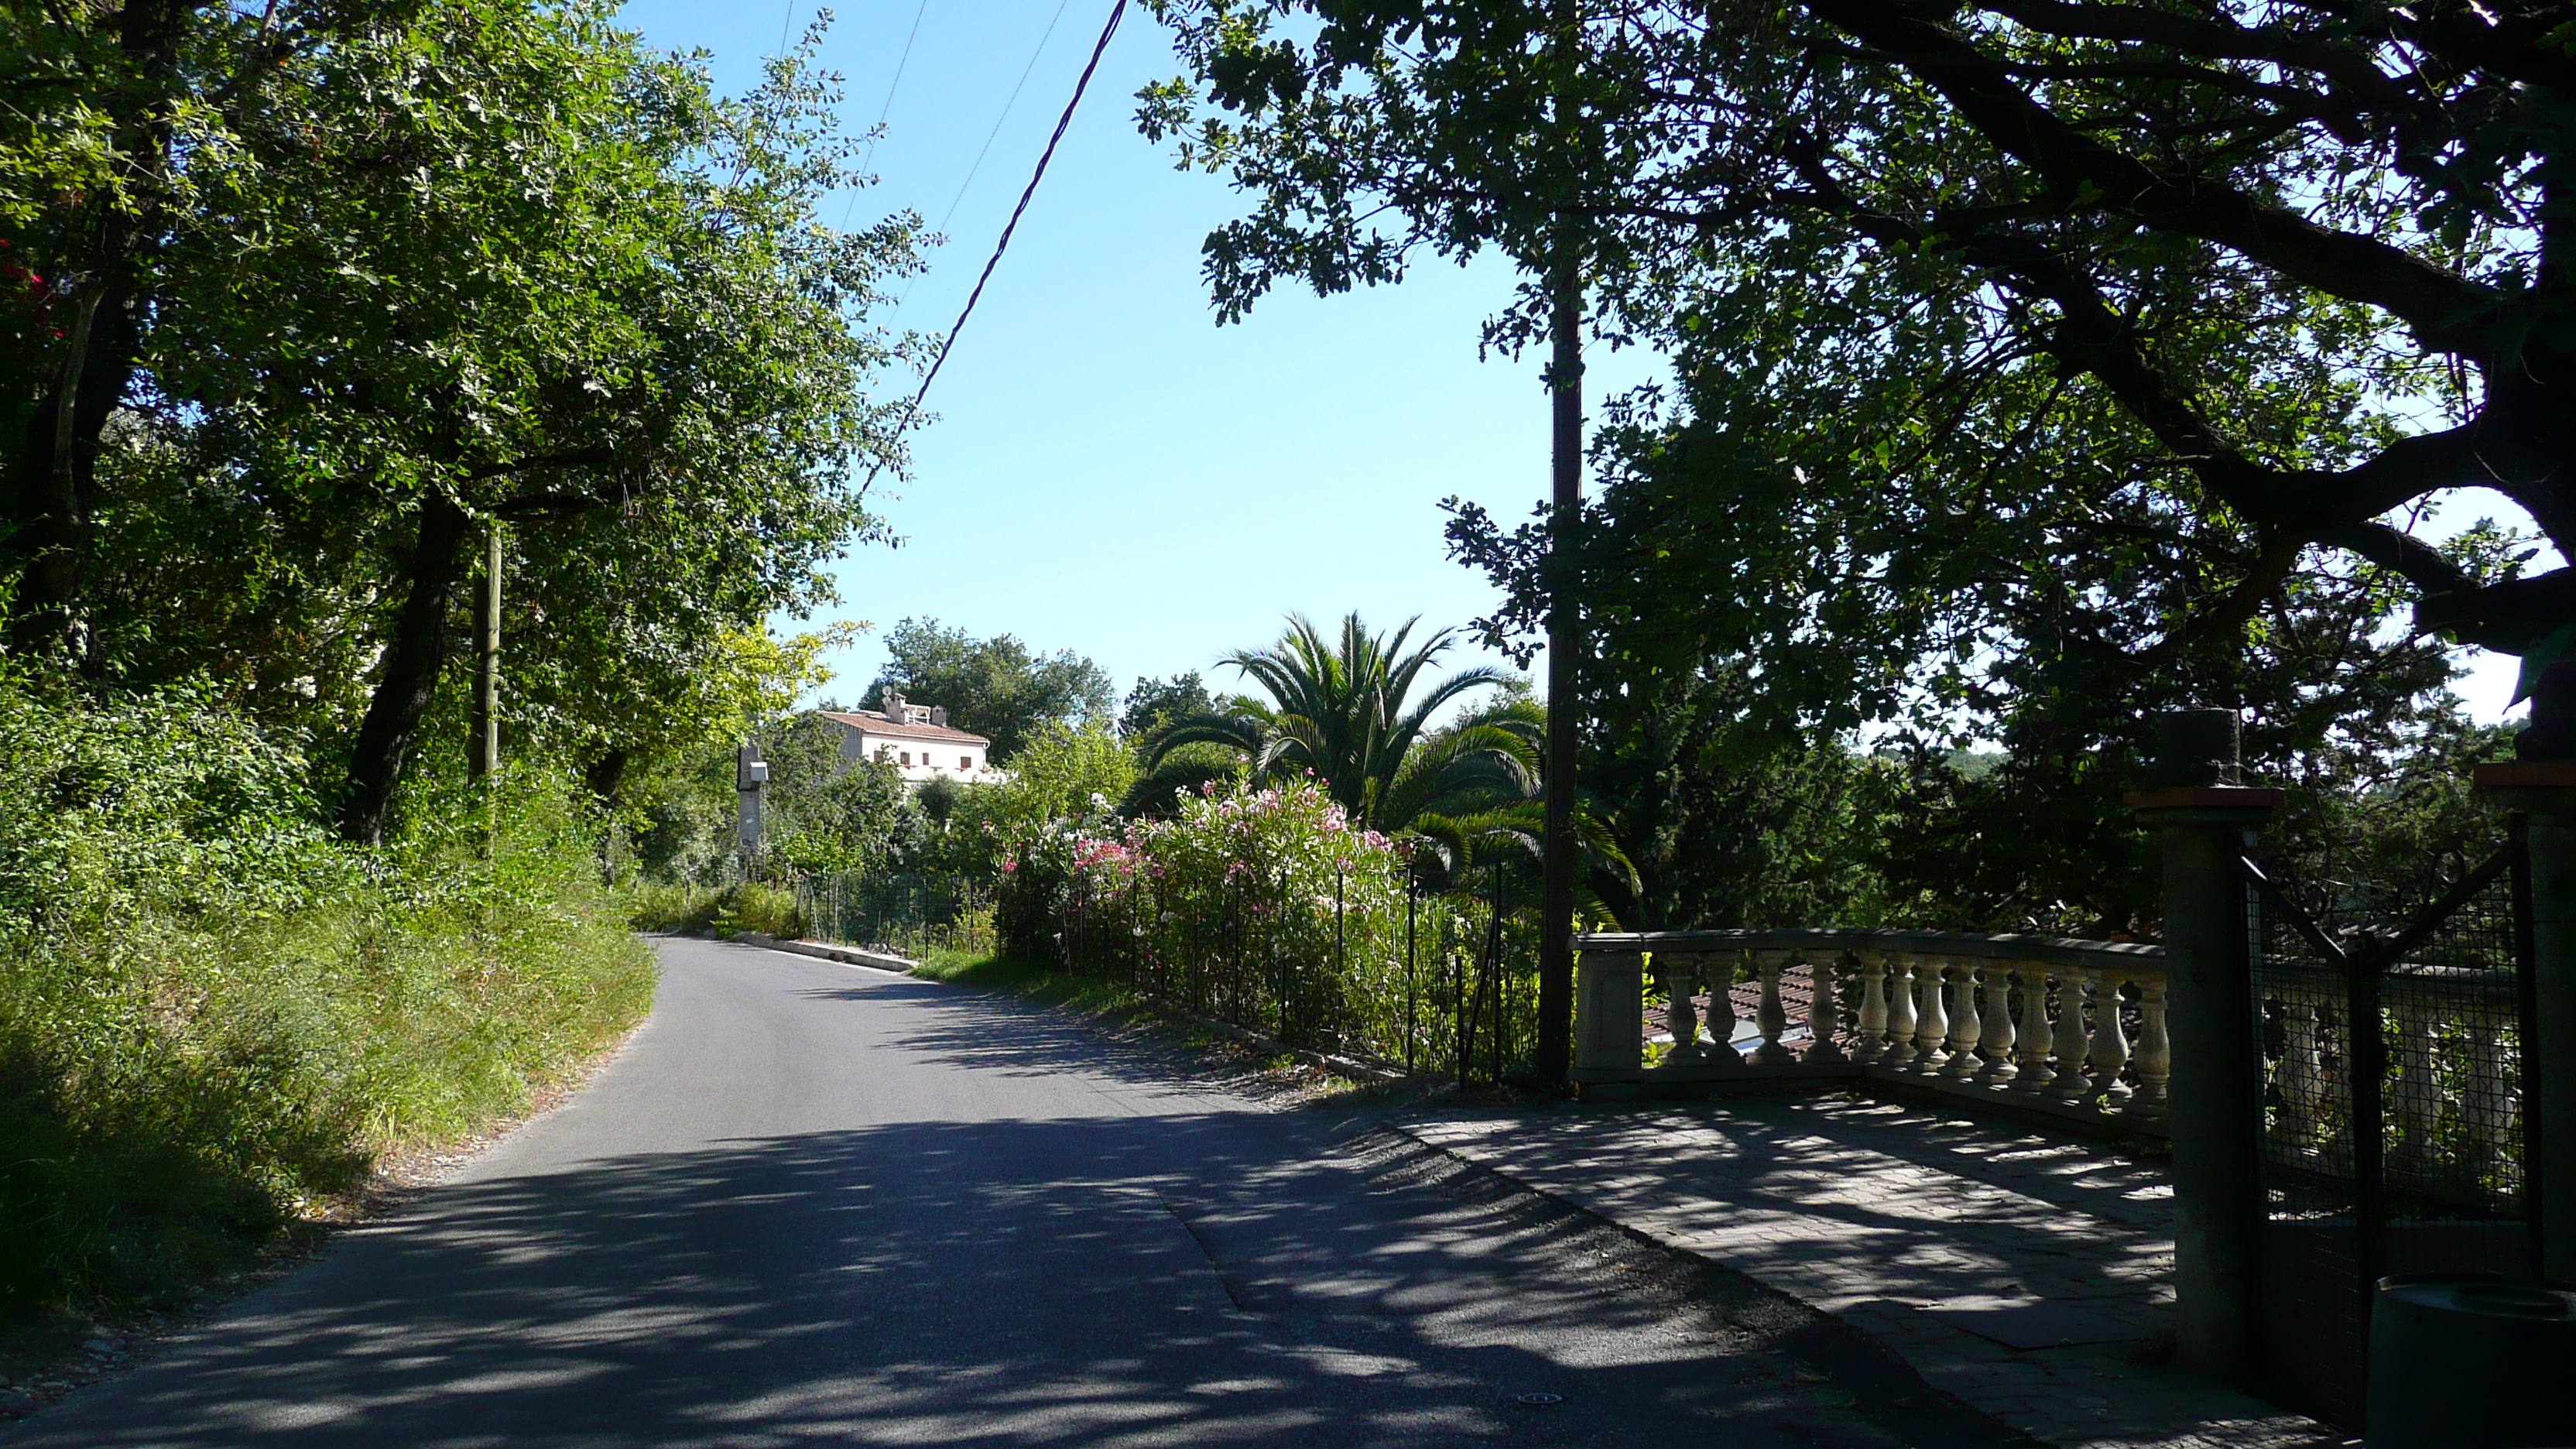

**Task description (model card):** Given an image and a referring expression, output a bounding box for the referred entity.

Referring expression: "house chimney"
[879,684,905,719]
[931,707,947,727]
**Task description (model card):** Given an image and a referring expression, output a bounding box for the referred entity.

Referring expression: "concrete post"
[2472,761,2576,1282]
[2128,709,2280,1386]
[736,741,769,875]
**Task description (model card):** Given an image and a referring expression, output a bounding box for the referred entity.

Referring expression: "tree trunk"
[4,0,186,656]
[340,493,474,844]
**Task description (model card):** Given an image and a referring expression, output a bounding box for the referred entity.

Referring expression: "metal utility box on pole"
[468,522,502,779]
[1537,249,1584,1090]
[736,742,769,875]
[2128,709,2277,1387]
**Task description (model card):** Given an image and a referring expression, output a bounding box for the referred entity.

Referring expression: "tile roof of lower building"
[814,708,992,746]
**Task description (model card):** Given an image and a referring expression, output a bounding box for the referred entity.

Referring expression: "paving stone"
[1398,1094,2339,1449]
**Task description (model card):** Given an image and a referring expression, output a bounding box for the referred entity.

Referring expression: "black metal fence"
[2241,821,2540,1425]
[1050,864,1540,1087]
[795,872,992,961]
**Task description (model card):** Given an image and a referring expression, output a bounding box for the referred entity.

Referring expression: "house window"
[961,755,972,771]
[899,752,911,766]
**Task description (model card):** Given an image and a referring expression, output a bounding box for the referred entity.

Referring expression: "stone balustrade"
[1574,928,2174,1132]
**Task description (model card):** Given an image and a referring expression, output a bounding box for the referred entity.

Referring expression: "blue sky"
[618,0,2527,724]
[620,0,1630,711]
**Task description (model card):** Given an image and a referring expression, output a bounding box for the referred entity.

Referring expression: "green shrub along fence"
[993,780,1539,1084]
[795,873,993,961]
[0,685,656,1318]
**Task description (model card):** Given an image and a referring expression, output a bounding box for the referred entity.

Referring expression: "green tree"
[5,4,921,841]
[1119,671,1214,740]
[1142,0,2575,750]
[956,721,1139,868]
[869,618,1112,761]
[1140,614,1537,833]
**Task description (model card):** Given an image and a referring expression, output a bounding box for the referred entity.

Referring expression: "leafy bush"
[0,684,655,1317]
[996,779,1529,1068]
[623,881,804,940]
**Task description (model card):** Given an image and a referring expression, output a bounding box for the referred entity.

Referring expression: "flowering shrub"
[996,779,1533,1068]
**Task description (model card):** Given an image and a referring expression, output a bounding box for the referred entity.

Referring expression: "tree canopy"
[869,618,1114,761]
[4,2,919,839]
[1142,0,2568,751]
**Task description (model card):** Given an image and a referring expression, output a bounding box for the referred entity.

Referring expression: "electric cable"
[934,0,1074,238]
[863,0,1127,491]
[844,0,933,228]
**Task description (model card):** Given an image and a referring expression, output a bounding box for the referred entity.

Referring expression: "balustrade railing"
[1573,929,2174,1132]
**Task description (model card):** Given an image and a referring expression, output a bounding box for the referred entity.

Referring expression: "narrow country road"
[6,938,2011,1448]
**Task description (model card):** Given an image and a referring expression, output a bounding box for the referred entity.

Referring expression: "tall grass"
[0,684,656,1317]
[622,881,803,939]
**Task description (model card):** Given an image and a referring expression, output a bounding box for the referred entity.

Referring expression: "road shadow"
[9,1105,2019,1449]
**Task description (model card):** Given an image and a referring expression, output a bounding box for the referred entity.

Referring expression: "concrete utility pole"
[1538,246,1584,1089]
[468,522,502,780]
[2129,710,2277,1388]
[736,741,769,875]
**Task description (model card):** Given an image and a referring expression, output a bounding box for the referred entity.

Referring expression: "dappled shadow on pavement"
[6,1111,1943,1449]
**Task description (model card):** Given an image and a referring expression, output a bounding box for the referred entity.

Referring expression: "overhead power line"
[879,0,1127,458]
[936,0,1075,236]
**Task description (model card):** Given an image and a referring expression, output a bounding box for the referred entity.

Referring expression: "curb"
[735,933,918,974]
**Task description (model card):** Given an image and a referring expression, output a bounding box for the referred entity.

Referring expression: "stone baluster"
[2087,968,2133,1108]
[1854,951,1890,1061]
[1942,957,1984,1080]
[1752,951,1797,1065]
[2271,985,2324,1149]
[2054,965,2095,1102]
[1704,955,1744,1066]
[1661,954,1704,1066]
[2012,961,2056,1092]
[2465,1016,2513,1176]
[1883,954,1920,1068]
[2125,977,2170,1122]
[2389,1002,2441,1171]
[1914,957,1952,1071]
[1976,960,2019,1086]
[1805,952,1847,1064]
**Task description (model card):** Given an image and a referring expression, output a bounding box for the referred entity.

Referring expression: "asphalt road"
[7,937,2017,1448]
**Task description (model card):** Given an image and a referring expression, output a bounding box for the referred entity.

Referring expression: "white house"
[814,687,1003,787]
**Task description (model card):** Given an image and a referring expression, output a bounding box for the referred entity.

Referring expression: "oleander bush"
[996,778,1533,1068]
[0,683,656,1317]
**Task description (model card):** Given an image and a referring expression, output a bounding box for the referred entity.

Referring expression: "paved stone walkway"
[1399,1091,2341,1449]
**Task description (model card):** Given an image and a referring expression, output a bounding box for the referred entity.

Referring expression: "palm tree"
[1135,613,1539,833]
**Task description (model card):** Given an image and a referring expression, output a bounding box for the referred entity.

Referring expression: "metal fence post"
[2128,709,2280,1388]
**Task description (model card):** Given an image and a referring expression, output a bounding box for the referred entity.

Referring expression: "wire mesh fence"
[2242,820,2539,1425]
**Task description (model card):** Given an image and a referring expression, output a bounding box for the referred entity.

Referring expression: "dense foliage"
[868,618,1114,762]
[997,777,1533,1071]
[1139,0,2530,928]
[0,0,916,1325]
[0,681,653,1315]
[5,1,919,840]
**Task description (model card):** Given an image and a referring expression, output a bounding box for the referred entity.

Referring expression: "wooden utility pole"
[1537,245,1584,1089]
[468,522,502,779]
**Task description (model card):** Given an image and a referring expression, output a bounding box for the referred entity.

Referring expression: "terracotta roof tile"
[814,709,992,745]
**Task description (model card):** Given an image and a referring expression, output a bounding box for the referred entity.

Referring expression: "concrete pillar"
[736,741,769,872]
[2473,761,2576,1282]
[2128,709,2280,1386]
